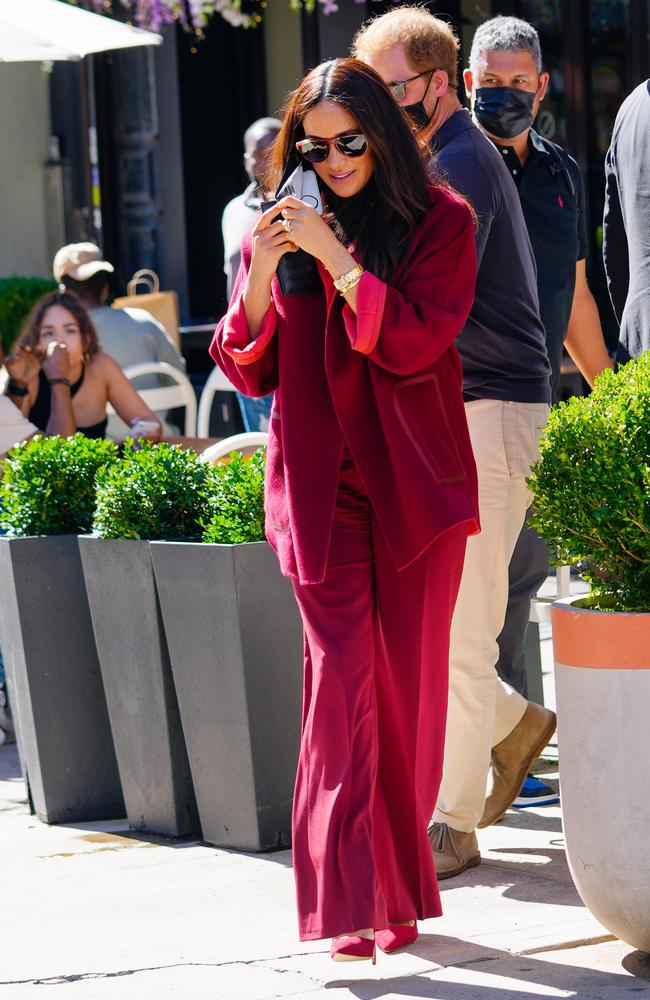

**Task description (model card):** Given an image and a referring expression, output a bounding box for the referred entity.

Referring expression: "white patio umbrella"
[0,0,161,62]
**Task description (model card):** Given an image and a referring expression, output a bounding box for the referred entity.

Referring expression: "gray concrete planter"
[78,536,199,838]
[0,536,123,823]
[150,540,303,852]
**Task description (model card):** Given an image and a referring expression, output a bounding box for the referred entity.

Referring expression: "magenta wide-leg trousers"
[290,458,467,941]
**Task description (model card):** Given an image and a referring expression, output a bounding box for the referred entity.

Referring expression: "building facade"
[8,1,647,341]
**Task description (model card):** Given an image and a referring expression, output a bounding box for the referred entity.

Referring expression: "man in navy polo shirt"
[355,6,557,880]
[464,16,613,805]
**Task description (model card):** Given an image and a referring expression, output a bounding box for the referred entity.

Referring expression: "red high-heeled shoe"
[330,934,376,964]
[375,922,418,954]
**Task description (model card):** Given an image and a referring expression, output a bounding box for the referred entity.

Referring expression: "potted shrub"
[0,434,124,823]
[150,448,303,852]
[529,353,650,952]
[79,442,207,837]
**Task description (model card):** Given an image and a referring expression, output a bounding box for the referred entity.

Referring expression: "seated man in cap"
[53,243,186,436]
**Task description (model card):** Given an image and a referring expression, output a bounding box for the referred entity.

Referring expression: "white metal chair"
[525,564,572,705]
[106,361,197,436]
[198,366,273,436]
[197,366,239,438]
[529,565,572,626]
[200,432,268,464]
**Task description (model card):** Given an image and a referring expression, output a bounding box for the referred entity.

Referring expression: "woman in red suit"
[210,58,479,963]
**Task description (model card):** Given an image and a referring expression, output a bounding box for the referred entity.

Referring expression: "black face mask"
[474,86,535,139]
[404,95,439,132]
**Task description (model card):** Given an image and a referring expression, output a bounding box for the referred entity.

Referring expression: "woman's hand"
[278,196,357,278]
[41,341,72,382]
[249,201,299,284]
[243,201,299,339]
[276,196,338,263]
[5,345,42,387]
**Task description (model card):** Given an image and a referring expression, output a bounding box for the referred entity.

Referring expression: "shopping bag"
[112,269,181,347]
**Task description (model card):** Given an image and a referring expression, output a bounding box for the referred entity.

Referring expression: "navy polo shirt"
[432,110,551,404]
[496,130,588,401]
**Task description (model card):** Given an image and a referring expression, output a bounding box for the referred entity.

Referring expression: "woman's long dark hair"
[18,291,100,358]
[268,58,438,282]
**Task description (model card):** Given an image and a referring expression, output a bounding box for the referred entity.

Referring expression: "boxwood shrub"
[529,354,650,611]
[203,448,266,545]
[92,441,215,540]
[0,434,119,537]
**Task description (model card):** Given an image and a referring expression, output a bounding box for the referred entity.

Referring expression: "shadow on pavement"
[495,809,564,834]
[324,934,644,998]
[623,951,650,981]
[439,845,583,908]
[0,743,21,781]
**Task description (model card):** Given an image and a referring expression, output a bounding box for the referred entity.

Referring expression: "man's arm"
[564,260,614,387]
[602,142,629,324]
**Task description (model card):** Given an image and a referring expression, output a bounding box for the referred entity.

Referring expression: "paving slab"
[3,686,650,1000]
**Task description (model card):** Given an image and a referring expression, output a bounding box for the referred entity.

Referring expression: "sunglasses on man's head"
[295,133,369,163]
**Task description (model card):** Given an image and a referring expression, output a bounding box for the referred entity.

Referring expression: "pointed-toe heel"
[330,934,376,964]
[375,922,418,954]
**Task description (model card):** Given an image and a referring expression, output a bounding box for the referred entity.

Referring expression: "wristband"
[48,378,72,387]
[6,380,29,397]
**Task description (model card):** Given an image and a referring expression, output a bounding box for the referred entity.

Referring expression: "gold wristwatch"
[333,265,364,296]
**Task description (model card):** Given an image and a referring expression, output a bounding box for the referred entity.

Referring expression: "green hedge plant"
[93,443,267,544]
[93,442,216,540]
[203,448,266,545]
[529,354,650,611]
[0,276,57,353]
[0,434,119,537]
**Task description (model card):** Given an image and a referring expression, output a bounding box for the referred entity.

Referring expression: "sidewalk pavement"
[3,635,650,999]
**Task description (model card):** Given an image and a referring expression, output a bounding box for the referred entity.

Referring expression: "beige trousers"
[434,399,550,833]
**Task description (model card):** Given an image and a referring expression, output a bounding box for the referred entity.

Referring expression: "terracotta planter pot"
[552,596,650,952]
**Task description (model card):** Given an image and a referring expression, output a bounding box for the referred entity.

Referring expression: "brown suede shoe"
[479,701,557,829]
[428,821,481,880]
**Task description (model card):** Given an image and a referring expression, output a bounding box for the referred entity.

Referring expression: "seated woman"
[6,291,162,440]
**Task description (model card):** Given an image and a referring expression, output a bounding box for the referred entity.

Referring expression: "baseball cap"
[53,243,114,284]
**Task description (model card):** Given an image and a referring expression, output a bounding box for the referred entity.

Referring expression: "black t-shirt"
[432,110,551,404]
[495,131,588,401]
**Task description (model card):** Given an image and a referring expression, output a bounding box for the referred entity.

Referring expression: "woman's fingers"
[275,195,304,212]
[254,202,284,233]
[254,220,286,246]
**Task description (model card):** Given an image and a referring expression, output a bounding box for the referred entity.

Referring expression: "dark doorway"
[176,18,268,321]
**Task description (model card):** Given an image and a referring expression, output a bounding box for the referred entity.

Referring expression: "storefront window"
[518,0,567,146]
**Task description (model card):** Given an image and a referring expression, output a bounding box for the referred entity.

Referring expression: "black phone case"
[261,199,321,296]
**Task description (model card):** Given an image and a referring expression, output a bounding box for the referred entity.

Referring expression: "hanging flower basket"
[66,0,364,32]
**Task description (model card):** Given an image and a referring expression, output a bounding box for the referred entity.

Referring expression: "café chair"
[107,361,197,436]
[200,432,268,464]
[525,565,572,705]
[198,367,272,437]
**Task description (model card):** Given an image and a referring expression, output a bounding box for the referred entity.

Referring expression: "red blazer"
[210,185,480,585]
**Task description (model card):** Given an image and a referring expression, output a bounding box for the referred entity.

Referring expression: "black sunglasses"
[295,132,369,163]
[388,68,435,102]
